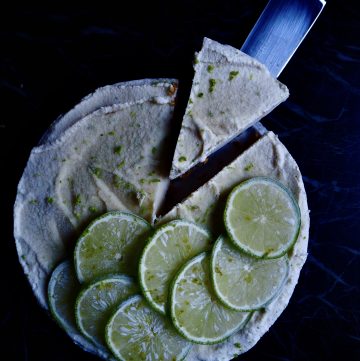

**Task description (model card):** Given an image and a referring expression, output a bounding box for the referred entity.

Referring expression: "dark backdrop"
[1,1,359,360]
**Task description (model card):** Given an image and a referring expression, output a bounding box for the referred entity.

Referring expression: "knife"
[241,0,326,77]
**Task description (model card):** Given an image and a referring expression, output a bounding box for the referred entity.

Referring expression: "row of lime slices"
[48,177,301,361]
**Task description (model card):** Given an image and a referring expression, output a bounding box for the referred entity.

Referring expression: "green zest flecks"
[114,145,122,155]
[113,175,133,191]
[140,178,161,184]
[186,205,200,211]
[229,71,239,81]
[209,78,217,93]
[207,64,215,73]
[74,194,81,206]
[92,167,102,178]
[244,163,254,171]
[178,156,187,162]
[117,160,125,169]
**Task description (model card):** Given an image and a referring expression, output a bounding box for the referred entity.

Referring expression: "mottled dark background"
[1,0,359,360]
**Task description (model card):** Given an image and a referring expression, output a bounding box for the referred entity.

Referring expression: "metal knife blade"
[241,0,326,77]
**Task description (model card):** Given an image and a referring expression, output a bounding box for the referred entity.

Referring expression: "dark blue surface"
[1,1,359,360]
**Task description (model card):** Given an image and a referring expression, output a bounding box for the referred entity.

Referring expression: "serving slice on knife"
[170,0,326,180]
[170,38,289,180]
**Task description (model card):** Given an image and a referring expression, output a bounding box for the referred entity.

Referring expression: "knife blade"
[241,0,326,77]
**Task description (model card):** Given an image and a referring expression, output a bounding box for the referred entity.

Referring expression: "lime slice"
[75,211,152,283]
[139,220,212,314]
[106,295,191,361]
[224,177,301,258]
[170,252,250,344]
[211,236,289,311]
[75,274,138,348]
[48,260,113,358]
[48,260,81,335]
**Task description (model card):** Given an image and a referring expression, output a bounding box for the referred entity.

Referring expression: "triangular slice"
[170,38,289,179]
[161,131,309,361]
[14,79,177,309]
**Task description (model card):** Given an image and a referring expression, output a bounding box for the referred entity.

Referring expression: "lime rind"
[169,252,251,344]
[48,260,79,333]
[75,274,138,348]
[48,260,115,359]
[139,219,212,314]
[224,177,301,259]
[105,294,191,361]
[74,211,152,284]
[210,236,289,311]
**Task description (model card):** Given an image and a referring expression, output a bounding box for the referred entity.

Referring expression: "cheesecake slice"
[170,38,289,179]
[14,80,177,309]
[162,131,309,361]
